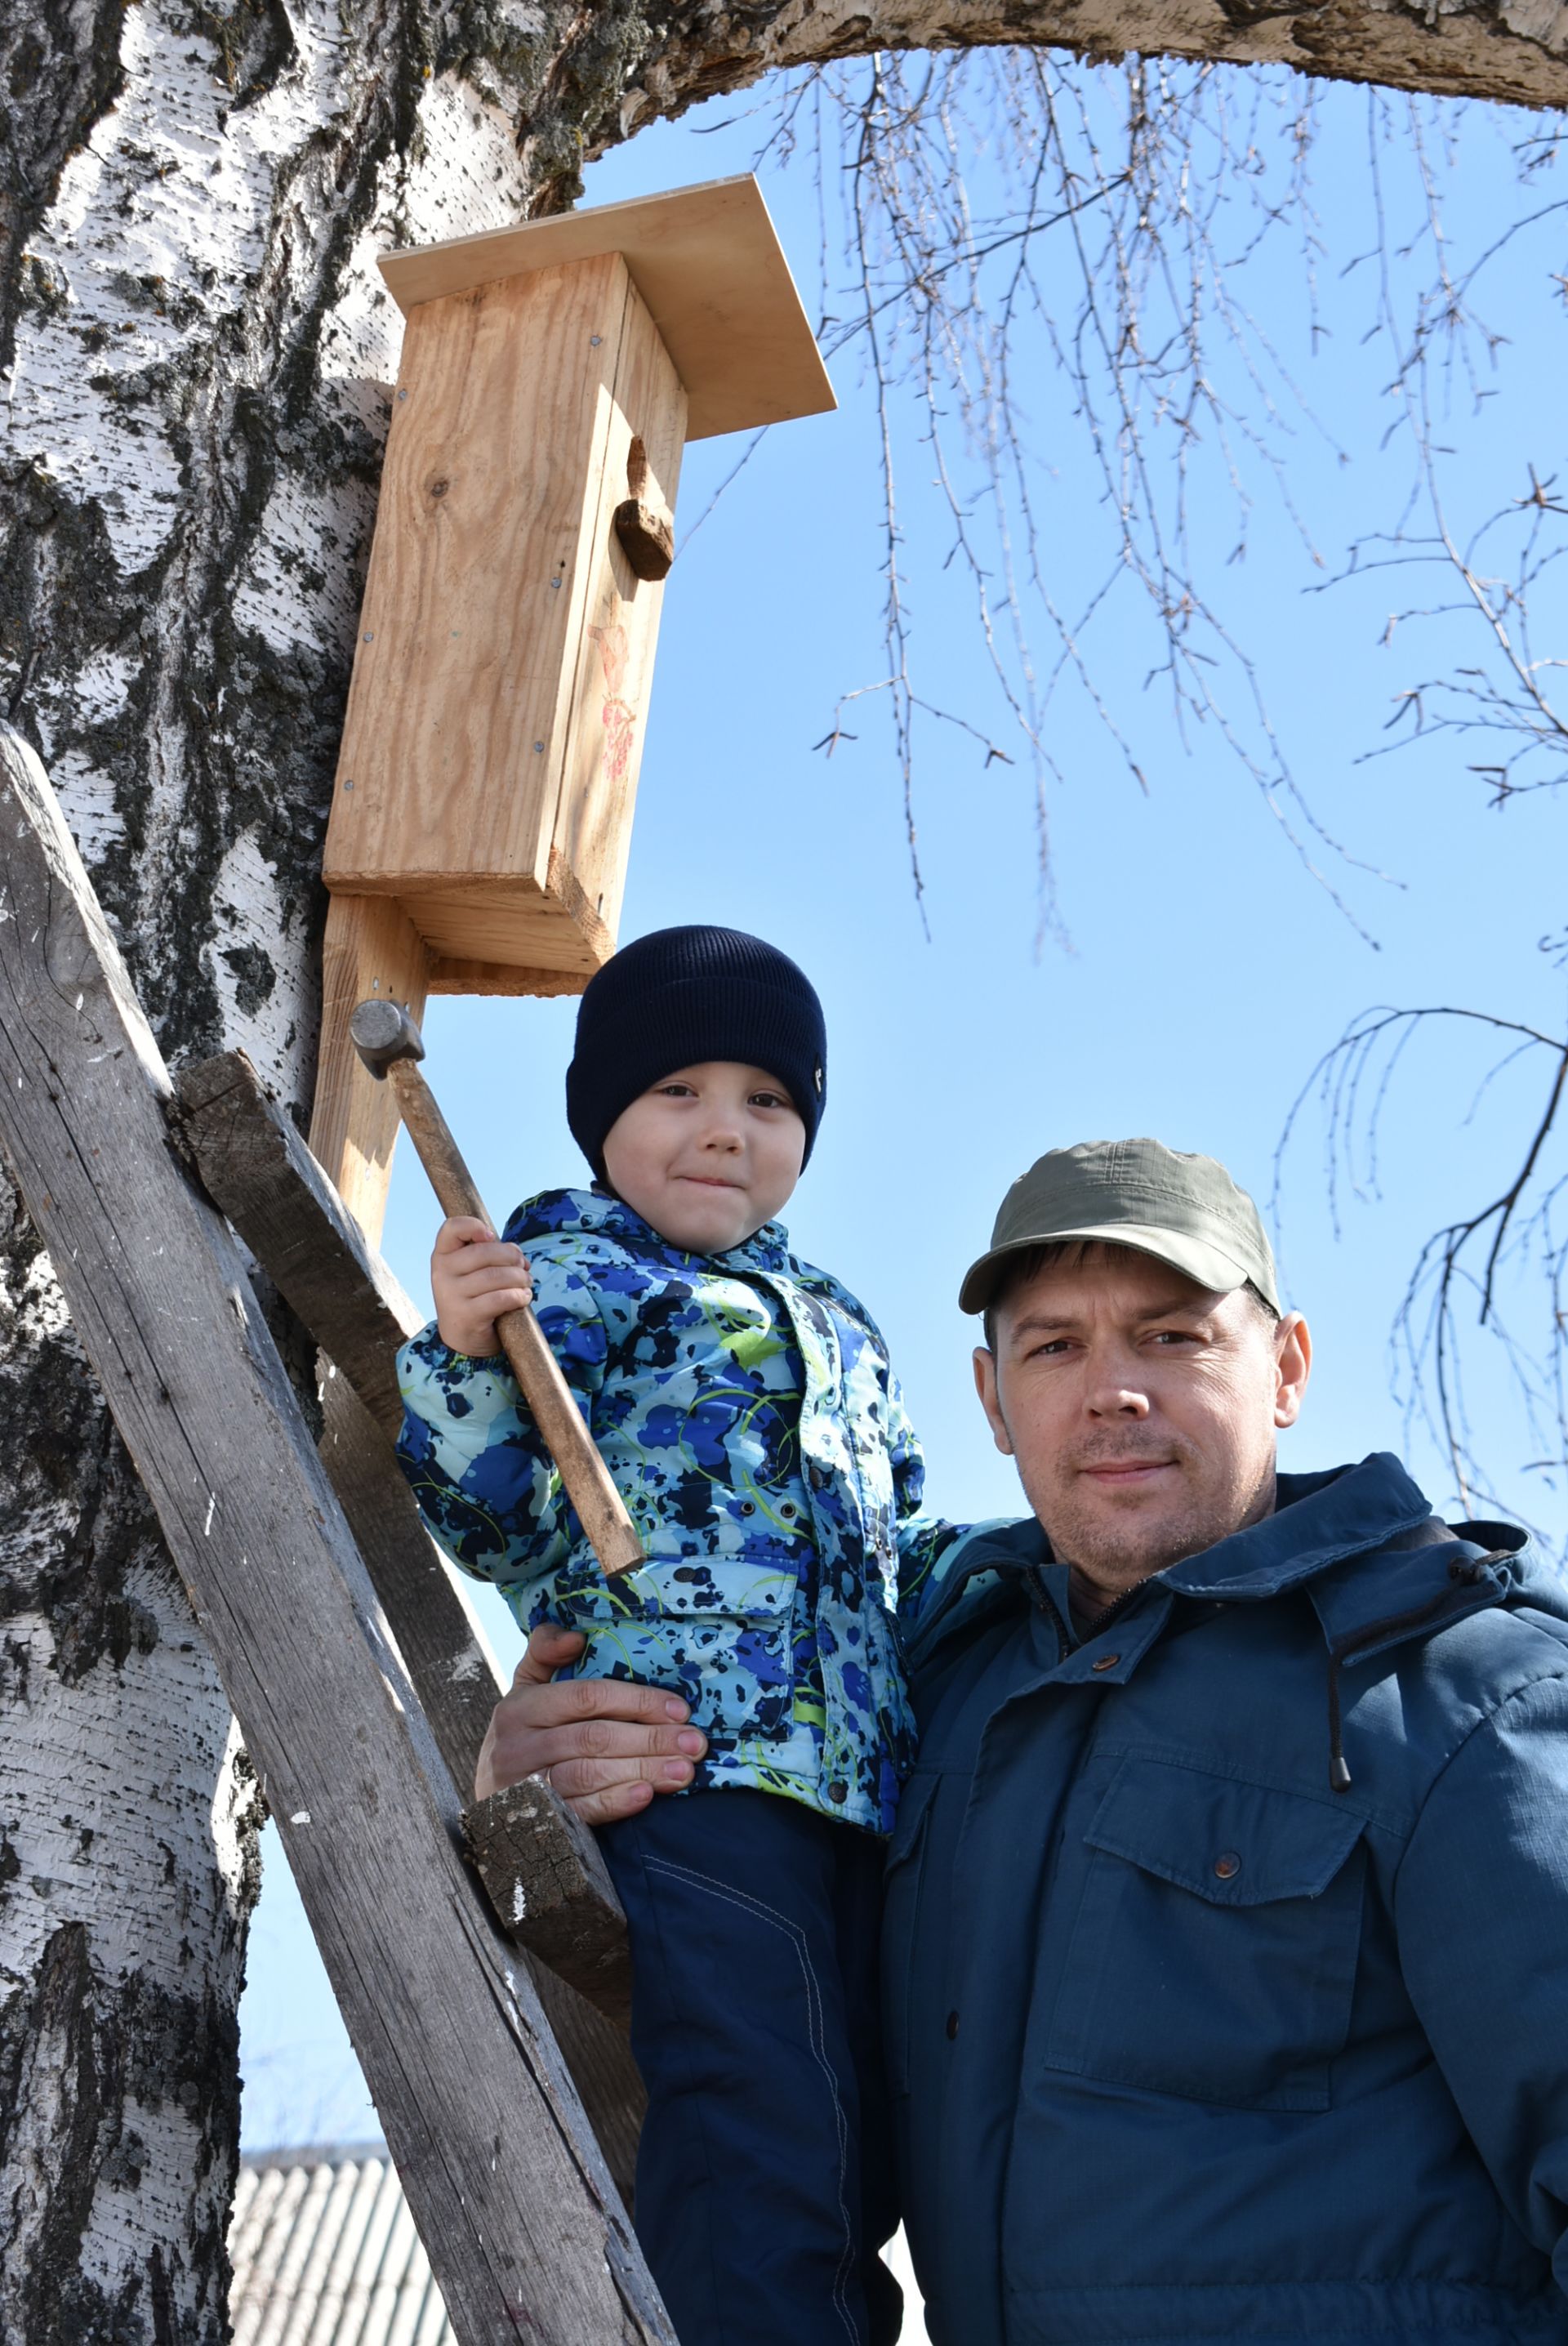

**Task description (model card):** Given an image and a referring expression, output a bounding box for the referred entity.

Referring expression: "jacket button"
[740,1501,755,1515]
[946,2010,960,2040]
[1214,1851,1241,1880]
[828,1781,848,1804]
[1090,1653,1120,1673]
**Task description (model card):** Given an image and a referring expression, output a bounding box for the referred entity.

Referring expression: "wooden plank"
[466,1782,632,2029]
[396,882,606,974]
[317,1371,644,2206]
[528,1962,644,2209]
[550,274,686,946]
[322,252,626,906]
[378,176,836,441]
[426,957,590,998]
[315,1371,506,1781]
[172,1050,418,1438]
[0,725,671,2346]
[310,890,430,1243]
[172,1047,640,2040]
[321,1376,641,2044]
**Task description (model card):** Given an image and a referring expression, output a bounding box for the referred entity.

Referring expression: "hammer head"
[350,997,426,1082]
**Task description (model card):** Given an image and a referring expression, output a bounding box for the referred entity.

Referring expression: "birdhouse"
[313,177,835,1236]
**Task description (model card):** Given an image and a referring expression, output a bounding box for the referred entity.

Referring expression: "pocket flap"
[1085,1756,1364,1906]
[887,1768,939,1870]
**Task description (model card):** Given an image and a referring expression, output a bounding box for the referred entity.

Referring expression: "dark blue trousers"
[598,1789,901,2346]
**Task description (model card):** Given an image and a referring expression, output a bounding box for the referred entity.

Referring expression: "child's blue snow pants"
[598,1786,901,2346]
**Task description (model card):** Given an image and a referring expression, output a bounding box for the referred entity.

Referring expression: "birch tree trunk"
[0,10,557,2335]
[1,0,1564,2330]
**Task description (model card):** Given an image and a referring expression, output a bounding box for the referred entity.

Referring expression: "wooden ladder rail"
[167,1053,638,2031]
[0,725,669,2346]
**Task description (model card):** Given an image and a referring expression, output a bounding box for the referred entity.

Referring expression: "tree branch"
[627,0,1568,145]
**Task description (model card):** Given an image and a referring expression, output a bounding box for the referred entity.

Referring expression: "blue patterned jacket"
[395,1189,967,1833]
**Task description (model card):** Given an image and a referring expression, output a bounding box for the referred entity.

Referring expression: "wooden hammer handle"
[387,1060,644,1579]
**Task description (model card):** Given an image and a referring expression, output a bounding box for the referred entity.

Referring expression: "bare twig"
[1276,1003,1568,1532]
[747,52,1401,930]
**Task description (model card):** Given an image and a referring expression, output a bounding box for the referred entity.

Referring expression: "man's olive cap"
[960,1138,1281,1318]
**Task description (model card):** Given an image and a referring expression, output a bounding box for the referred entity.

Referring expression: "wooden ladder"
[0,726,669,2346]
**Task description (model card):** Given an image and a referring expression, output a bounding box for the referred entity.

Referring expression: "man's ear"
[1273,1312,1312,1429]
[973,1346,1015,1456]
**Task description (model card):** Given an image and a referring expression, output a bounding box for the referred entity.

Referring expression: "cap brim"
[960,1221,1263,1317]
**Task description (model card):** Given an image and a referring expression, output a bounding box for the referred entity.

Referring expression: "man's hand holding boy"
[431,1214,534,1358]
[474,1625,709,1817]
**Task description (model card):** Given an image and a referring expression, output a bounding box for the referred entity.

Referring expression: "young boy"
[396,925,956,2346]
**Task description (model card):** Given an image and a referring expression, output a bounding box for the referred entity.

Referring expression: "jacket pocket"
[545,1551,798,1737]
[882,1769,940,2097]
[1043,1755,1366,2112]
[554,1546,797,1635]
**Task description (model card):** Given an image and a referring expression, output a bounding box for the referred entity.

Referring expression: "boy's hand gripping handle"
[349,999,644,1579]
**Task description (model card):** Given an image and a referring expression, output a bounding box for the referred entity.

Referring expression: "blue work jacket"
[886,1453,1568,2346]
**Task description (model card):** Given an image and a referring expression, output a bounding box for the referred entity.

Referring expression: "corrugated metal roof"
[232,2144,929,2340]
[229,2145,455,2346]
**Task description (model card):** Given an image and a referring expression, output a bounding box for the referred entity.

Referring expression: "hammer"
[350,998,644,1579]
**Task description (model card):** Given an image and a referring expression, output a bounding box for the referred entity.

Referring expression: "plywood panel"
[380,177,835,442]
[407,884,604,970]
[425,957,589,998]
[550,279,687,941]
[323,252,630,896]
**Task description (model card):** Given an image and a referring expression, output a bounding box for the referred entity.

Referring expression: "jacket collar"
[1152,1452,1527,1654]
[913,1453,1526,1670]
[512,1186,796,1278]
[1305,1510,1527,1655]
[1157,1454,1437,1603]
[960,1454,1441,1605]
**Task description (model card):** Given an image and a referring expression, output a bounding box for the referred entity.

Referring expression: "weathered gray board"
[168,1049,505,1772]
[169,1053,637,2017]
[0,725,673,2346]
[169,1050,641,2170]
[315,1371,644,2192]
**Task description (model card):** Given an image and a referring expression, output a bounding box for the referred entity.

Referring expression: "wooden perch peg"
[612,436,675,582]
[349,997,645,1579]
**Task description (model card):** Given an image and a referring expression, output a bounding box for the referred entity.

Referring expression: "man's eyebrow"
[1005,1291,1214,1340]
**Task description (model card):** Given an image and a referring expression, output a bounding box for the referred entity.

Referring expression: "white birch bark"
[1,0,1563,2330]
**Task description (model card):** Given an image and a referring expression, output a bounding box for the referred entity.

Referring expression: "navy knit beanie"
[567,926,827,1175]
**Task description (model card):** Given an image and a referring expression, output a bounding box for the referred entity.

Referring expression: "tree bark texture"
[0,0,1562,2333]
[1,7,553,2335]
[630,0,1568,129]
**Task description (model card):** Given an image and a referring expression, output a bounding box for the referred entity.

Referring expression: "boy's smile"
[601,1061,807,1253]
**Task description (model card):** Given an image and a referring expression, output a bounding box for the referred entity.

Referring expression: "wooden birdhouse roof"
[378,175,835,440]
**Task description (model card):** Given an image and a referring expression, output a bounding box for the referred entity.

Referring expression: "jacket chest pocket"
[549,1551,797,1738]
[1042,1756,1366,2112]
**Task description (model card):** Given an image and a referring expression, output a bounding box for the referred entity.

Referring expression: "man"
[479,1140,1568,2346]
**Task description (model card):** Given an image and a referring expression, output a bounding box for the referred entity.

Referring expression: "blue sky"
[238,62,1568,2153]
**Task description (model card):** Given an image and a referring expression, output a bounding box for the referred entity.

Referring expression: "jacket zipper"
[1032,1577,1070,1661]
[1032,1563,1152,1659]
